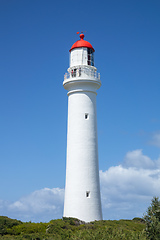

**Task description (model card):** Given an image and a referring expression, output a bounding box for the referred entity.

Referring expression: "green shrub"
[0,216,146,239]
[0,216,22,235]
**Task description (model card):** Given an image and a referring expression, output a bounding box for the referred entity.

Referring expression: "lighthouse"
[63,33,102,222]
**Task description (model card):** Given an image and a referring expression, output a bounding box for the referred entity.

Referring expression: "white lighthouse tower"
[63,33,102,222]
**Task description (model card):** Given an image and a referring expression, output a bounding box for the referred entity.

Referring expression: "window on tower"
[85,113,89,120]
[86,191,90,198]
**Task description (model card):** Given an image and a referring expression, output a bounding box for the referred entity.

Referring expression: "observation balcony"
[64,66,100,83]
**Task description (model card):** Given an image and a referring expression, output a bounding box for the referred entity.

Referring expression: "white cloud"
[1,188,64,222]
[123,149,155,169]
[100,149,160,220]
[1,150,160,222]
[150,131,160,148]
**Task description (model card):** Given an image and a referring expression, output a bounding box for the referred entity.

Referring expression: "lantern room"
[69,34,95,67]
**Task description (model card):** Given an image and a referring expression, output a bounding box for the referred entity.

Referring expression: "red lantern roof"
[69,34,95,52]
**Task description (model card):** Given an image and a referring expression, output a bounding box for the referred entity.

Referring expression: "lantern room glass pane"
[87,49,94,66]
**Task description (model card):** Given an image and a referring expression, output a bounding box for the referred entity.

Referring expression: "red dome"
[69,34,95,52]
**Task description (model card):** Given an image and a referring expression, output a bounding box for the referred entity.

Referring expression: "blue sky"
[0,0,160,222]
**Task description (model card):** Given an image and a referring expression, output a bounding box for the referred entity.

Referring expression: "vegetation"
[0,216,146,239]
[144,196,160,240]
[2,197,160,239]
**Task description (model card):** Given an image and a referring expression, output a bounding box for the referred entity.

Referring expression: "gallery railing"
[64,67,100,81]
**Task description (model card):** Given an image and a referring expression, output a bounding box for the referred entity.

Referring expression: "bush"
[0,216,146,239]
[0,216,22,235]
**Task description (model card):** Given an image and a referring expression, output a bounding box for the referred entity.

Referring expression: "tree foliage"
[144,196,160,240]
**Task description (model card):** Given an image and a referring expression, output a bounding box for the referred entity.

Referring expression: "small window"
[85,113,89,120]
[86,191,90,198]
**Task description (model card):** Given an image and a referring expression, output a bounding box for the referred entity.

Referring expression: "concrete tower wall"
[63,87,102,222]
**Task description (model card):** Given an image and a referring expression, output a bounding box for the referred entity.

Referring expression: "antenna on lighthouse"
[77,31,86,35]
